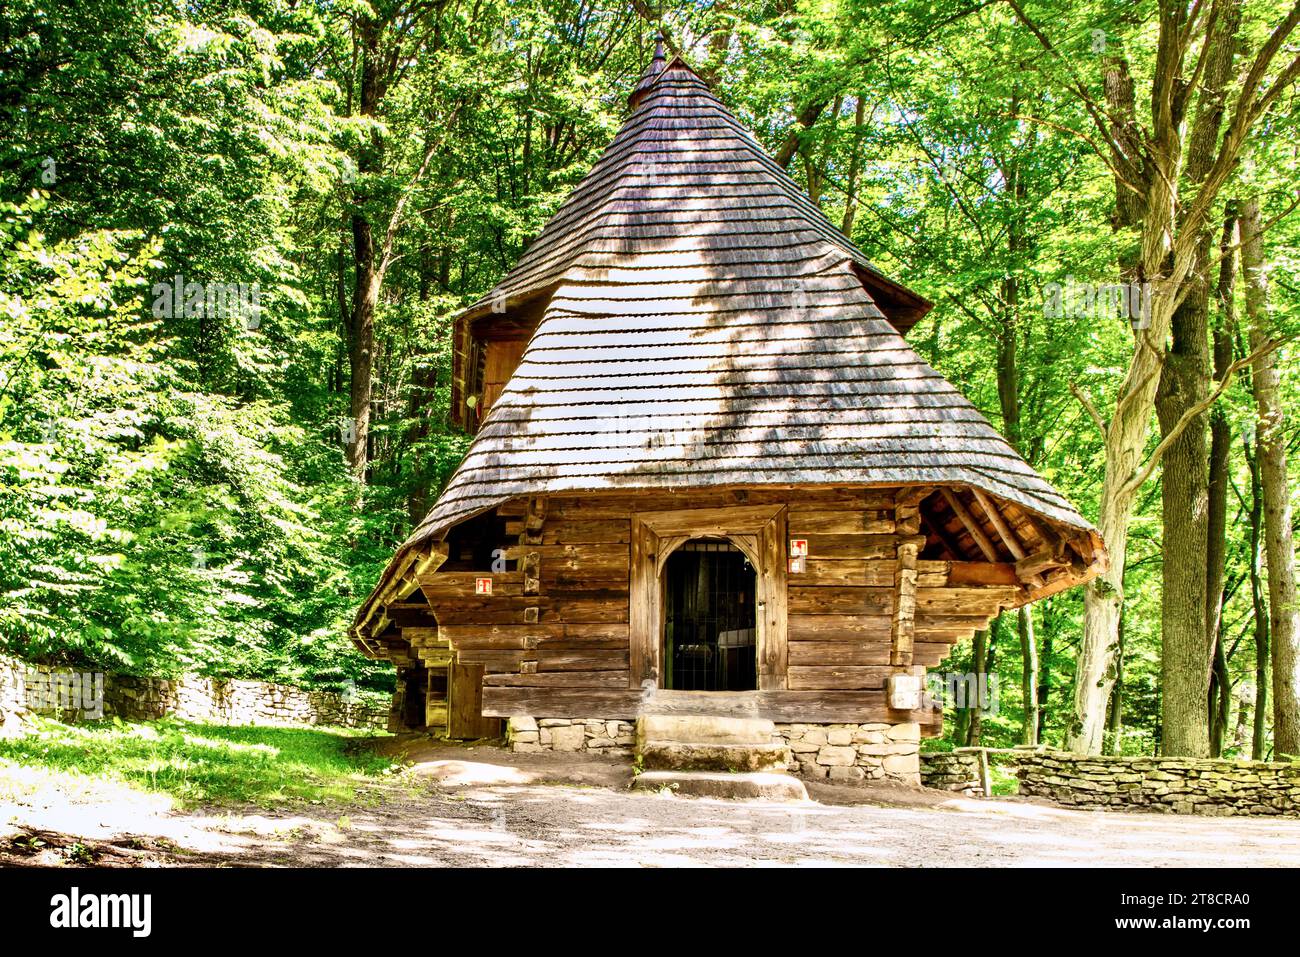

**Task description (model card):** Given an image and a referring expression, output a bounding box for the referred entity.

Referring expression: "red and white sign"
[475,577,493,596]
[789,539,808,557]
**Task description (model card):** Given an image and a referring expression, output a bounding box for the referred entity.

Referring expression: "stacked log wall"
[410,487,1029,732]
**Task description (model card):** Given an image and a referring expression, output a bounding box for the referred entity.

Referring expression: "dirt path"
[4,744,1300,867]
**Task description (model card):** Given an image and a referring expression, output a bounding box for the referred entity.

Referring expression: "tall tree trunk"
[1108,605,1125,753]
[1008,0,1300,757]
[1037,600,1055,743]
[993,137,1033,746]
[1245,432,1271,759]
[1209,639,1232,756]
[966,628,986,746]
[346,15,385,483]
[1152,1,1239,757]
[951,695,970,748]
[841,96,866,236]
[1067,48,1158,754]
[1241,195,1300,757]
[1232,684,1252,753]
[1206,208,1237,756]
[1019,607,1039,746]
[1155,235,1212,757]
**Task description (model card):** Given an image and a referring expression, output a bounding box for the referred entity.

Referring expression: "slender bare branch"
[1122,335,1294,495]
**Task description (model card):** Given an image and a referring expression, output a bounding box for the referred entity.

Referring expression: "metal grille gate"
[663,539,757,691]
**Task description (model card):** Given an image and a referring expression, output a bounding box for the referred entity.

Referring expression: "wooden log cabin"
[351,41,1106,782]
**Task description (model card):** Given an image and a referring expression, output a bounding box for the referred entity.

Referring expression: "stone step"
[636,715,790,772]
[632,770,809,802]
[639,740,790,772]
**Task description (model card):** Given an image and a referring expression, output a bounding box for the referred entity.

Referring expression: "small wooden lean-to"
[351,40,1106,773]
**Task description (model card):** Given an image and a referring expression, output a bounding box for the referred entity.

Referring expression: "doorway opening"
[662,538,757,691]
[400,665,429,729]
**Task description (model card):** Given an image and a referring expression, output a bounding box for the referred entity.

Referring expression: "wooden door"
[480,338,528,414]
[448,662,503,739]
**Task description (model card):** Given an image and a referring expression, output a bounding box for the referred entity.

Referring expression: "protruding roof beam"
[970,488,1044,587]
[940,488,999,563]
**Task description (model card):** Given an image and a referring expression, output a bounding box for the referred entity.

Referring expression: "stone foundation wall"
[0,655,388,731]
[507,716,635,755]
[1016,751,1300,817]
[775,722,921,786]
[507,716,924,784]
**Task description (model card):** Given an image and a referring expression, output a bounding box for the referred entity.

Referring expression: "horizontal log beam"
[480,687,942,727]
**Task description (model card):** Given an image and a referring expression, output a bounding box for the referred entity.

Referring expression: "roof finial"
[628,26,670,108]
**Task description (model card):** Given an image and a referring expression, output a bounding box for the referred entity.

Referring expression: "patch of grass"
[0,716,404,808]
[989,763,1020,797]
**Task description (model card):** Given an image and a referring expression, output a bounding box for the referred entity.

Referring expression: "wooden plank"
[628,518,657,688]
[480,687,941,726]
[483,671,630,688]
[788,641,892,666]
[914,585,1020,616]
[759,505,788,691]
[500,542,628,564]
[788,613,893,641]
[482,687,642,718]
[916,560,951,586]
[636,503,784,537]
[796,558,892,586]
[787,586,893,616]
[420,572,525,600]
[799,533,901,560]
[947,562,1018,585]
[542,518,630,545]
[787,665,896,690]
[439,622,628,649]
[787,509,896,535]
[536,651,629,672]
[430,595,628,625]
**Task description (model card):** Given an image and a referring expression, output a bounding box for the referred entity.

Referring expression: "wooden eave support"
[969,488,1043,587]
[354,543,448,655]
[523,496,547,544]
[940,488,999,563]
[1016,548,1070,581]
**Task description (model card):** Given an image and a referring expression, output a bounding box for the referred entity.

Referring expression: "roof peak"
[628,30,674,108]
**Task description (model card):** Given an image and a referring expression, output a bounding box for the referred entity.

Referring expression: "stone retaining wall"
[919,750,984,795]
[0,655,388,731]
[1015,751,1300,817]
[918,747,1300,817]
[507,716,635,755]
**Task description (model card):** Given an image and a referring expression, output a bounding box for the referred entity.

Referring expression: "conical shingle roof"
[408,55,1095,551]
